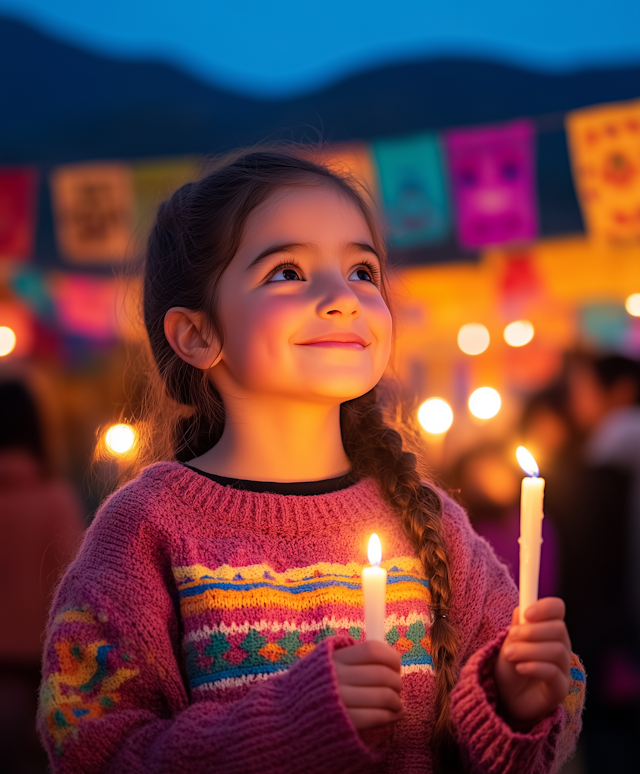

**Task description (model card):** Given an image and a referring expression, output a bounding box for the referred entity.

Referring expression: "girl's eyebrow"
[247,241,379,271]
[247,243,305,270]
[350,242,380,260]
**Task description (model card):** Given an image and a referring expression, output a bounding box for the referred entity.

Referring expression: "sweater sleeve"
[441,497,585,774]
[37,487,374,774]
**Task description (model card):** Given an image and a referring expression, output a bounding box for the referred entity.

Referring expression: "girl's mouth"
[300,341,366,349]
[298,333,368,349]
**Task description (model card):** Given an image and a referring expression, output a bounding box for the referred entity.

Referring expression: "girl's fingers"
[347,707,405,730]
[503,641,571,671]
[514,660,571,691]
[333,641,402,671]
[523,597,566,623]
[333,662,403,692]
[339,685,404,713]
[334,644,406,731]
[508,621,572,650]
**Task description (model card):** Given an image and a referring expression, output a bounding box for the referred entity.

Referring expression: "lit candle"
[362,533,387,641]
[516,446,545,625]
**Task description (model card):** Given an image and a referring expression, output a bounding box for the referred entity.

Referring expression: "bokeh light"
[0,326,17,356]
[105,423,136,455]
[457,323,490,355]
[504,320,535,347]
[418,398,454,434]
[468,387,501,419]
[625,293,640,317]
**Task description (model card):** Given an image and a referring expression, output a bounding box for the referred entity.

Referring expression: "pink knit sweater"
[38,462,584,773]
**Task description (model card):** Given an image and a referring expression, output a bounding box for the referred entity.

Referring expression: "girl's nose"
[316,275,360,318]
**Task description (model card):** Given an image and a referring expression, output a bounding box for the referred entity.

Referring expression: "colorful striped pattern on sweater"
[173,557,434,692]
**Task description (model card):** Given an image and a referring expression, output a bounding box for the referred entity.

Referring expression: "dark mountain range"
[2,15,640,268]
[3,15,640,164]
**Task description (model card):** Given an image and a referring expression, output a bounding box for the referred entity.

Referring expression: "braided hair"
[341,388,459,764]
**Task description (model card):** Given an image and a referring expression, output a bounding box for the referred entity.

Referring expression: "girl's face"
[210,184,393,404]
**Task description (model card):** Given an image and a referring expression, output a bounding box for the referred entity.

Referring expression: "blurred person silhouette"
[449,442,559,599]
[569,353,640,642]
[564,353,640,774]
[0,379,85,773]
[520,384,578,521]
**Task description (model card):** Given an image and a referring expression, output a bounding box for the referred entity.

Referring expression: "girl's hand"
[494,598,572,731]
[332,640,404,730]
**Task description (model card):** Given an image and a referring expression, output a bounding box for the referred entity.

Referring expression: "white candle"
[516,446,545,625]
[362,533,387,641]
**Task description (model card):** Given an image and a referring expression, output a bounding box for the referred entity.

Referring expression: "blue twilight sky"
[1,0,640,97]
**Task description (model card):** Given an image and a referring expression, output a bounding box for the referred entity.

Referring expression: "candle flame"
[516,446,539,477]
[368,533,382,566]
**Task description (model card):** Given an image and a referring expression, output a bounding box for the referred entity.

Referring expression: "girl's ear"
[164,307,222,370]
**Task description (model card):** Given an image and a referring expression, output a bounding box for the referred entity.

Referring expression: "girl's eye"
[270,267,302,282]
[349,266,375,283]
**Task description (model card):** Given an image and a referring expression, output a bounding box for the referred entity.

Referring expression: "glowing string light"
[105,423,136,455]
[457,323,490,355]
[504,320,534,347]
[418,398,453,434]
[625,293,640,317]
[0,326,16,357]
[469,387,501,419]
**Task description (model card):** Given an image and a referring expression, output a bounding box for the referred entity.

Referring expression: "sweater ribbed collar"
[144,461,387,536]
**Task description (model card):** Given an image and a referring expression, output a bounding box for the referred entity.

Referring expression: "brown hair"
[140,146,459,764]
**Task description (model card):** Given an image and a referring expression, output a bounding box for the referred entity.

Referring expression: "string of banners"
[1,97,640,265]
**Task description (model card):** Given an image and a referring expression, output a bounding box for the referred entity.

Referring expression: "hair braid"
[342,388,460,768]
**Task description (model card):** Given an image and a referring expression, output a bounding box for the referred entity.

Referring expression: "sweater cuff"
[273,634,377,773]
[450,630,563,774]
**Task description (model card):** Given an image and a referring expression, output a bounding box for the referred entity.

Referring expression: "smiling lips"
[298,333,369,349]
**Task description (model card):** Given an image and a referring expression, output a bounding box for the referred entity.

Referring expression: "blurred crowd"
[0,379,85,773]
[1,351,639,773]
[445,352,640,773]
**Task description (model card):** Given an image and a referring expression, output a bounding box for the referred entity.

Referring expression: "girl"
[38,149,584,773]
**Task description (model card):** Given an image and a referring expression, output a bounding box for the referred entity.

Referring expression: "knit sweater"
[38,462,585,773]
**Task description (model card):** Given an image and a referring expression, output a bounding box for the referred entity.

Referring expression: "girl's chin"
[297,380,380,402]
[298,368,383,398]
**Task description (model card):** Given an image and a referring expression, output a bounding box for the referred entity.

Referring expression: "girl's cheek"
[256,297,300,336]
[233,298,299,356]
[368,298,393,342]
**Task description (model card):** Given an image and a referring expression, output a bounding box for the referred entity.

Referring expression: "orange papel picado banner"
[565,99,640,242]
[50,163,135,263]
[131,156,200,250]
[309,143,378,203]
